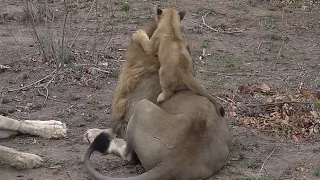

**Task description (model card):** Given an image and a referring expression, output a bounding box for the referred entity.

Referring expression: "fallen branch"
[8,70,56,92]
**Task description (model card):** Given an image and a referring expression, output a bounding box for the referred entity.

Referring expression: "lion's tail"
[84,133,171,180]
[181,73,225,117]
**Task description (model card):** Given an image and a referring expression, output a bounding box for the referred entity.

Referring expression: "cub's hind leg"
[157,66,177,103]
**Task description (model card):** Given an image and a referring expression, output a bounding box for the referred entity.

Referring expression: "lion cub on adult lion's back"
[132,8,225,116]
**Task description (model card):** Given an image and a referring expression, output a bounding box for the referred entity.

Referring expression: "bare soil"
[0,0,319,180]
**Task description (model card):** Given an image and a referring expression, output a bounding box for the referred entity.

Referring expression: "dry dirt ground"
[0,0,319,180]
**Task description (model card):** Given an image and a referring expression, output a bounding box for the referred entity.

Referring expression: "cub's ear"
[157,8,163,15]
[178,11,186,20]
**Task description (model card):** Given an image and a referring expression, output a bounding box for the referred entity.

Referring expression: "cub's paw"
[132,29,147,42]
[83,128,113,144]
[11,152,43,169]
[156,93,167,103]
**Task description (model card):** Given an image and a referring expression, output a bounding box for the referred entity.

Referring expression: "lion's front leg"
[0,145,43,169]
[132,29,158,56]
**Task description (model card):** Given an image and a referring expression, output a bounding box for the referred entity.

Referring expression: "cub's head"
[155,7,186,23]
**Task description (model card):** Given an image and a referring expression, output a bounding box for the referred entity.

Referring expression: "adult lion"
[83,19,232,180]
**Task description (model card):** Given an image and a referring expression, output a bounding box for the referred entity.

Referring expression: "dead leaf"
[310,111,318,118]
[87,67,96,75]
[314,124,319,134]
[260,83,270,93]
[300,89,311,98]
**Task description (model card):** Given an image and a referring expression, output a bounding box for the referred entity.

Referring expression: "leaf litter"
[227,83,320,141]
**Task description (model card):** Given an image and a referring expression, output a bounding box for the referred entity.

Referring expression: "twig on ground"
[224,29,244,34]
[246,101,312,107]
[39,76,54,108]
[276,40,285,60]
[216,96,229,104]
[223,96,236,104]
[37,89,68,103]
[91,67,110,73]
[201,13,243,34]
[299,82,303,89]
[0,64,11,69]
[259,148,276,174]
[201,13,219,32]
[217,72,282,80]
[69,0,96,48]
[8,70,56,92]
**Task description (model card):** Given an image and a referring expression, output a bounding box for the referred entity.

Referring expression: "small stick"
[259,148,276,174]
[37,89,68,103]
[246,101,312,107]
[276,40,285,60]
[8,70,56,92]
[201,13,219,32]
[201,13,243,34]
[216,96,229,104]
[40,76,54,108]
[91,67,110,73]
[0,64,11,69]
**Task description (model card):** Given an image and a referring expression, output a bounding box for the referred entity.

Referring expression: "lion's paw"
[24,120,67,139]
[11,152,43,169]
[132,29,147,42]
[83,128,113,144]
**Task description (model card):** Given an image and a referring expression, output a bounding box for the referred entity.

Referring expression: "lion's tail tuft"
[90,132,111,153]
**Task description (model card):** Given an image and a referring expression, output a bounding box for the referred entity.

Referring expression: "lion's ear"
[157,8,163,15]
[178,11,186,20]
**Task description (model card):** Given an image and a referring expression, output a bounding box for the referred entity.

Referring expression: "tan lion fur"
[132,8,225,116]
[110,22,160,138]
[111,22,192,138]
[84,18,232,180]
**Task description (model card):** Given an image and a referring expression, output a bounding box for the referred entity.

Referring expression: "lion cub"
[132,8,225,116]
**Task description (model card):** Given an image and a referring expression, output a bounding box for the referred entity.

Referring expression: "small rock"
[78,123,85,127]
[0,108,8,116]
[1,98,10,104]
